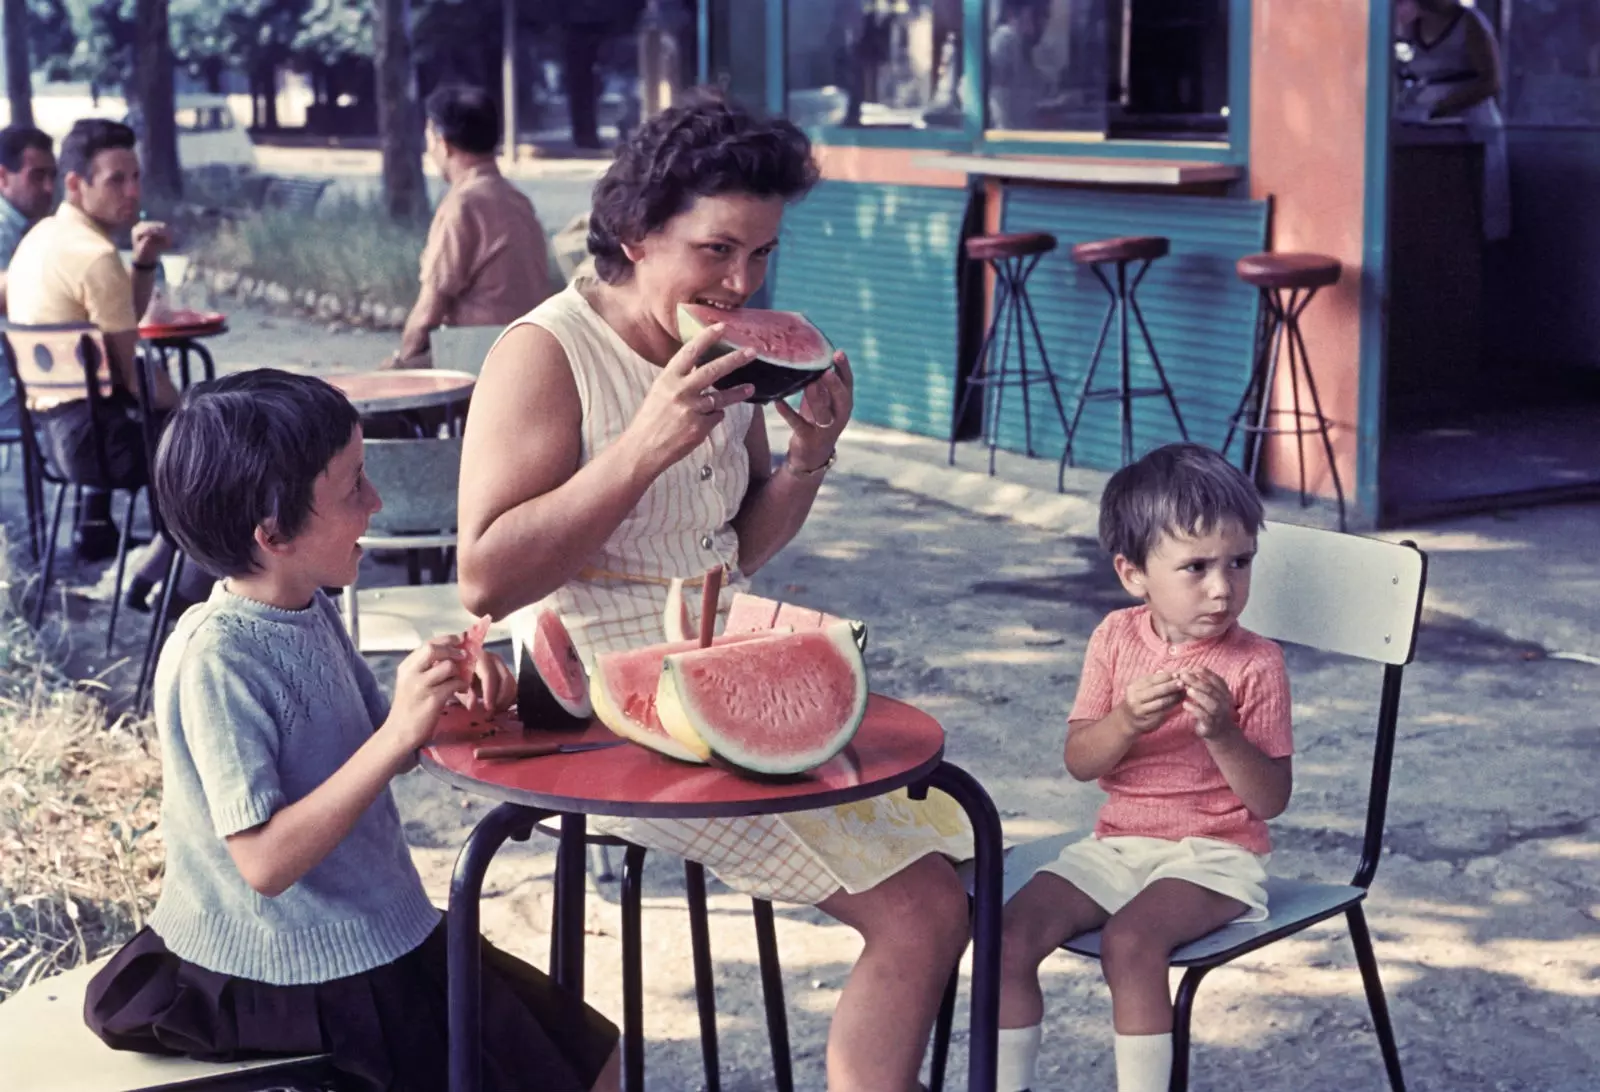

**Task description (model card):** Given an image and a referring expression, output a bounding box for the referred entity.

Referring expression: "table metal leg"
[448,802,546,1092]
[915,761,1003,1092]
[554,812,589,996]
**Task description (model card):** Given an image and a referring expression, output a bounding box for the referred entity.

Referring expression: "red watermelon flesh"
[723,593,782,634]
[518,610,591,730]
[723,593,867,652]
[657,623,868,774]
[676,303,834,404]
[454,614,492,690]
[591,633,774,763]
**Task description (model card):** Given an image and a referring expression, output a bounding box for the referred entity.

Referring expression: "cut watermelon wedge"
[656,622,869,775]
[723,592,867,651]
[518,610,592,730]
[591,632,782,763]
[676,303,834,404]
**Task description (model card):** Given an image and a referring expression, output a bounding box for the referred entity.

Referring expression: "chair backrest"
[1239,521,1425,666]
[1239,521,1428,890]
[0,322,115,411]
[362,435,461,535]
[430,324,504,377]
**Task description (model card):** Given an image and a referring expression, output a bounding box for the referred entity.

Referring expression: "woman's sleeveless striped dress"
[503,280,972,904]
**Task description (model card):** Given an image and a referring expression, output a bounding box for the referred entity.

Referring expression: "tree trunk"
[4,0,33,128]
[563,25,603,149]
[134,0,181,201]
[257,61,280,130]
[375,0,427,221]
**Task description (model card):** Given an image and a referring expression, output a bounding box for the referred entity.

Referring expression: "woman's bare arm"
[729,412,830,575]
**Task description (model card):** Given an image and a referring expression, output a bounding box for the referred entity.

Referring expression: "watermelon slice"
[676,303,834,404]
[662,577,692,642]
[591,633,780,763]
[517,610,592,730]
[656,622,869,775]
[724,592,867,651]
[454,614,492,690]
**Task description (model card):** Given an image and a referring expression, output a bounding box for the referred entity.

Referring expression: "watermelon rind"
[656,622,869,776]
[662,577,691,642]
[724,592,868,652]
[676,303,835,405]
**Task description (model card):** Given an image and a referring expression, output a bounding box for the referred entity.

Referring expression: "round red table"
[421,695,1004,1092]
[139,312,228,389]
[324,369,476,415]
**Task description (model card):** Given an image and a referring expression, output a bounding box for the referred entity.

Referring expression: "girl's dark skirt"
[83,920,618,1092]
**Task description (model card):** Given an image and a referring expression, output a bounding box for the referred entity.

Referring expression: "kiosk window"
[786,0,966,129]
[985,0,1231,141]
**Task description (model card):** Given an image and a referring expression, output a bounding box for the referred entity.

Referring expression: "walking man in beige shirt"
[390,85,553,368]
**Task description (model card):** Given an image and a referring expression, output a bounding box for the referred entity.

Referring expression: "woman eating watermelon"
[456,91,973,1092]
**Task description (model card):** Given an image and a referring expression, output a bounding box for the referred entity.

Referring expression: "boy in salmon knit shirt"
[996,443,1293,1092]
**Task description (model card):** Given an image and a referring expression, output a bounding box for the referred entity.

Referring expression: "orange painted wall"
[1249,0,1372,504]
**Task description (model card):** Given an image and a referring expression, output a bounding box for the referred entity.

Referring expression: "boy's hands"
[383,637,467,757]
[1121,672,1186,733]
[1176,666,1239,740]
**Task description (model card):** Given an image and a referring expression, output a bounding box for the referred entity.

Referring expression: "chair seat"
[0,957,332,1092]
[965,231,1057,261]
[347,583,513,653]
[1236,252,1342,290]
[960,832,1366,966]
[1071,235,1170,265]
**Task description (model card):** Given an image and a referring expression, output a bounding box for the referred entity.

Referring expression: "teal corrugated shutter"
[770,181,967,437]
[995,187,1269,469]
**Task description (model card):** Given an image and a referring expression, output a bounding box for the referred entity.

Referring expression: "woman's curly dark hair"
[588,91,820,283]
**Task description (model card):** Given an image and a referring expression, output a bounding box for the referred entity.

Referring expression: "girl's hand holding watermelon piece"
[453,615,517,713]
[775,349,853,474]
[383,637,470,761]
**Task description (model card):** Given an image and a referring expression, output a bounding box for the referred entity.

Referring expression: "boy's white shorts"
[1035,834,1270,923]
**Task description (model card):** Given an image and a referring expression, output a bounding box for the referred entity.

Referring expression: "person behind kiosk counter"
[83,368,622,1092]
[386,84,553,370]
[1396,0,1510,240]
[995,445,1294,1092]
[5,118,183,562]
[987,0,1051,130]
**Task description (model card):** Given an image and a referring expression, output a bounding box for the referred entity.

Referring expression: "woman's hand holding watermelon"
[622,321,757,477]
[773,349,854,472]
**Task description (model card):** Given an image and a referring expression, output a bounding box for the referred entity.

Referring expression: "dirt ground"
[38,301,1600,1091]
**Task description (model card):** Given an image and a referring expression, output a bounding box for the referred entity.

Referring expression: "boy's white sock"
[996,1024,1042,1092]
[1114,1032,1173,1092]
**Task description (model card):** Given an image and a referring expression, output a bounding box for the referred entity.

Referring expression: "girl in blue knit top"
[84,369,620,1091]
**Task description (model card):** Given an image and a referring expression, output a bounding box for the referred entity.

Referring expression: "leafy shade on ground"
[0,549,162,1000]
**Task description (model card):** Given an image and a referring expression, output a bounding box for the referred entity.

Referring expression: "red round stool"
[949,231,1073,475]
[1059,235,1189,483]
[1222,252,1346,531]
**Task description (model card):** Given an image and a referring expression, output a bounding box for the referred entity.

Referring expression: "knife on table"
[473,740,627,761]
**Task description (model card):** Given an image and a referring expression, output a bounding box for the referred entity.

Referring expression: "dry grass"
[0,550,163,1000]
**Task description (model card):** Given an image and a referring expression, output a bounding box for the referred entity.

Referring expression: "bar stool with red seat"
[1059,235,1188,483]
[1221,252,1346,531]
[948,231,1072,475]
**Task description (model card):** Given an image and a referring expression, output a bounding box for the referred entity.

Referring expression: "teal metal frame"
[1358,0,1394,520]
[766,0,1253,166]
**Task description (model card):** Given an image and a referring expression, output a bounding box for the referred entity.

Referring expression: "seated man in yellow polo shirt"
[7,118,180,561]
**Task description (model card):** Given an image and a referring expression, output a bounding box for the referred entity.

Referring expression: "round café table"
[139,312,228,390]
[324,369,476,416]
[421,695,1004,1092]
